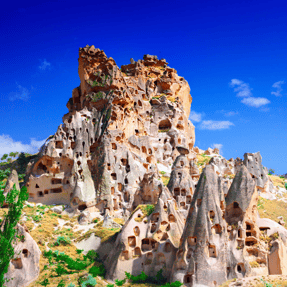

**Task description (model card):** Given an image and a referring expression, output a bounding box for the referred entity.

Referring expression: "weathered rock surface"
[4,224,41,287]
[105,187,185,281]
[25,46,195,219]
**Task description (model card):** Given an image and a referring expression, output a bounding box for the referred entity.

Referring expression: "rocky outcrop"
[171,165,227,286]
[25,46,195,218]
[4,224,41,287]
[167,147,196,218]
[105,187,185,281]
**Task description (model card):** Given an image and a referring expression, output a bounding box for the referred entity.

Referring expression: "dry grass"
[161,176,170,186]
[196,154,211,167]
[269,175,286,188]
[114,217,125,225]
[257,196,287,224]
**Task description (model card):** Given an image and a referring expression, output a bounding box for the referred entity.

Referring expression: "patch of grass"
[257,196,287,224]
[161,176,170,186]
[114,218,125,226]
[250,261,260,268]
[196,154,211,167]
[269,175,285,188]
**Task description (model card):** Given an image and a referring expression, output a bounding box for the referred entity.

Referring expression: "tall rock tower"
[25,46,195,217]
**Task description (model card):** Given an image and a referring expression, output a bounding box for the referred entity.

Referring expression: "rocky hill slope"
[1,46,287,287]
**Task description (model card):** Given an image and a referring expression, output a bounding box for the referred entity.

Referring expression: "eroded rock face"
[243,152,268,189]
[25,46,195,216]
[167,148,196,218]
[105,187,185,281]
[4,224,41,287]
[171,165,227,286]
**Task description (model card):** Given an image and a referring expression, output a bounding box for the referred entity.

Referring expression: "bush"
[81,275,97,287]
[84,250,99,261]
[89,264,106,277]
[54,236,71,246]
[115,279,126,286]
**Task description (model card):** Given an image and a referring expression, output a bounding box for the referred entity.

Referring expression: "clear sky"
[0,0,286,175]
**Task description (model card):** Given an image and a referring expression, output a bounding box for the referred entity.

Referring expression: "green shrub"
[115,279,126,286]
[39,278,49,286]
[84,250,99,261]
[54,236,71,246]
[57,279,65,286]
[0,183,28,286]
[89,264,106,277]
[81,274,97,287]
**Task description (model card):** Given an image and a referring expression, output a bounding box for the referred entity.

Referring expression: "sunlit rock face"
[25,46,195,216]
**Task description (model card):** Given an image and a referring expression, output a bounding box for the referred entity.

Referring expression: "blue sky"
[0,0,286,174]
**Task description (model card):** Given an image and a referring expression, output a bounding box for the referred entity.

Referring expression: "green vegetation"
[0,181,29,286]
[268,168,275,175]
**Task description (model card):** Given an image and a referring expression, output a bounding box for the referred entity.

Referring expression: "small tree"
[0,182,29,286]
[1,154,8,161]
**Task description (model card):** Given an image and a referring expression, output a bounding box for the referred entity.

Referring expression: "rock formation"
[105,186,185,281]
[4,224,41,287]
[6,46,286,286]
[2,170,41,287]
[25,45,195,218]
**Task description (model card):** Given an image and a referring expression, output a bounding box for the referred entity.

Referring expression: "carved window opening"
[11,258,23,269]
[78,204,87,211]
[44,190,49,195]
[212,224,222,235]
[55,141,63,149]
[121,250,129,260]
[158,119,171,131]
[111,187,115,195]
[124,192,130,202]
[51,188,62,193]
[186,195,192,204]
[37,191,44,197]
[187,236,197,246]
[134,226,140,236]
[168,214,176,223]
[236,263,245,274]
[152,213,159,223]
[184,274,192,284]
[208,244,217,258]
[35,184,39,188]
[128,236,136,248]
[111,173,117,180]
[112,143,117,150]
[209,210,215,220]
[151,224,157,233]
[133,247,141,257]
[181,189,186,196]
[22,249,29,258]
[51,178,62,185]
[174,188,180,196]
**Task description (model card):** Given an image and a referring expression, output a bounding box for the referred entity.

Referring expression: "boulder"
[4,224,41,287]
